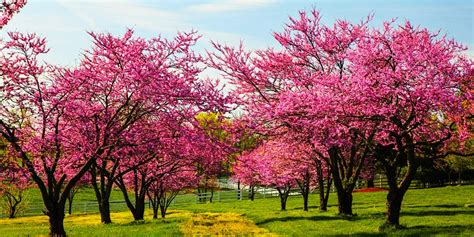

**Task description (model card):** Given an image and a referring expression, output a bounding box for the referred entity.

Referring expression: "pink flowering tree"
[115,126,227,220]
[350,21,473,228]
[208,10,377,215]
[0,139,31,218]
[114,111,229,221]
[0,0,27,29]
[0,31,97,236]
[60,29,227,224]
[277,131,333,211]
[257,141,295,211]
[236,139,319,211]
[147,168,198,219]
[232,149,264,201]
[114,122,187,221]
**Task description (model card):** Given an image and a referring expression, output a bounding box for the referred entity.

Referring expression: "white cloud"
[55,0,188,34]
[188,0,277,13]
[56,0,98,30]
[53,0,271,49]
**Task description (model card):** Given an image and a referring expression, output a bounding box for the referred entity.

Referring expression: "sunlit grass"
[0,209,271,236]
[181,212,275,236]
[0,210,184,236]
[0,185,473,236]
[177,185,474,236]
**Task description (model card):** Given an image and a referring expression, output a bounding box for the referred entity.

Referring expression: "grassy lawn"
[0,185,473,236]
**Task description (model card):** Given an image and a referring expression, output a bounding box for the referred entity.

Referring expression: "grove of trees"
[1,1,472,236]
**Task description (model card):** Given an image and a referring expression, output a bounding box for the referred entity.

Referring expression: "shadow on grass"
[291,205,319,210]
[256,215,341,225]
[336,224,474,237]
[402,209,474,216]
[362,209,474,222]
[404,204,461,208]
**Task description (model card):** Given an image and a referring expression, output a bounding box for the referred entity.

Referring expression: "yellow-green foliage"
[195,112,230,142]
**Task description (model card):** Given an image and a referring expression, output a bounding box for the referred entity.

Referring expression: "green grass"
[177,185,474,236]
[0,210,183,236]
[0,185,473,236]
[24,187,126,203]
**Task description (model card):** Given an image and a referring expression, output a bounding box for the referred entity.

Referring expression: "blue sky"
[2,0,473,66]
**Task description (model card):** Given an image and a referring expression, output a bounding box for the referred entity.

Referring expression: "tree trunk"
[209,189,214,203]
[366,179,374,188]
[302,191,309,211]
[332,168,353,215]
[249,186,255,201]
[152,205,158,219]
[8,204,17,219]
[66,188,78,216]
[150,196,158,219]
[90,165,114,224]
[277,188,290,211]
[377,142,418,229]
[458,172,462,186]
[280,196,287,211]
[160,204,167,218]
[48,207,66,237]
[133,196,145,221]
[67,200,72,215]
[315,159,328,211]
[318,178,327,211]
[385,188,405,227]
[336,189,353,215]
[98,200,111,224]
[321,177,332,211]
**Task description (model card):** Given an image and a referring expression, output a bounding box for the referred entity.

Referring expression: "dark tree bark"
[335,187,353,215]
[116,170,152,221]
[90,163,115,224]
[375,139,418,229]
[322,175,332,211]
[158,191,178,218]
[66,187,80,215]
[149,192,159,219]
[302,191,309,211]
[276,185,291,211]
[2,188,24,218]
[311,128,375,216]
[99,200,112,224]
[147,187,179,219]
[48,206,66,237]
[209,189,214,203]
[366,179,375,188]
[90,153,153,223]
[315,159,331,211]
[67,199,72,216]
[386,188,404,226]
[325,143,370,216]
[248,185,255,201]
[296,169,312,211]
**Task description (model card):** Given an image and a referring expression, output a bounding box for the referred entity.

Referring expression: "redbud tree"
[0,0,26,29]
[0,139,30,218]
[208,10,378,215]
[351,20,473,228]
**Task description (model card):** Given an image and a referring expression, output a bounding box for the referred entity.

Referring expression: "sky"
[1,0,473,66]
